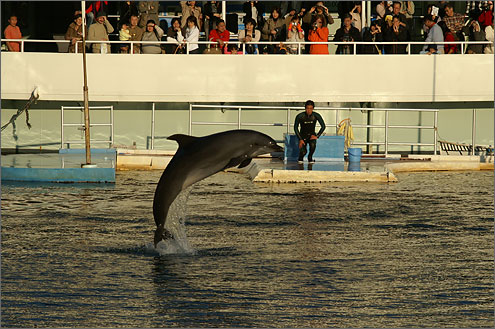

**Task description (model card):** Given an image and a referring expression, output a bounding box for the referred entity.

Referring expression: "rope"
[1,89,39,132]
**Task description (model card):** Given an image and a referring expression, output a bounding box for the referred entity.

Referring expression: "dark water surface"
[1,170,494,327]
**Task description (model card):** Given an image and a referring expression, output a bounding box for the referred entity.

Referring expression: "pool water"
[1,169,493,327]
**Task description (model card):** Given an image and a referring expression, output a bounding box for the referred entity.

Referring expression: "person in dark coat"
[243,1,265,30]
[333,14,361,54]
[362,19,383,54]
[118,1,139,28]
[383,15,408,54]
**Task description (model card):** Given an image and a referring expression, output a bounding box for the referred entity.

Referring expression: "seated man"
[443,3,466,40]
[208,19,229,53]
[294,100,326,163]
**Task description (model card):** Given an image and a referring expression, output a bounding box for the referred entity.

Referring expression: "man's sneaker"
[298,157,304,163]
[308,158,315,163]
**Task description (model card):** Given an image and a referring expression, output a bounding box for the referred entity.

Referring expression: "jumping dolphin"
[153,129,283,246]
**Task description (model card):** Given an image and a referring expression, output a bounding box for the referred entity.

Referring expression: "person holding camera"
[334,14,361,54]
[294,100,326,164]
[87,11,114,53]
[286,15,305,54]
[302,1,334,27]
[362,20,383,54]
[307,14,329,54]
[384,15,408,54]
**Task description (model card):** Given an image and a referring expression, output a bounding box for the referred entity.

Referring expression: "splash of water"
[146,186,196,255]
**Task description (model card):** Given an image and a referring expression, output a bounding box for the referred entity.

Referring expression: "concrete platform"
[1,150,116,183]
[242,162,397,183]
[386,161,494,173]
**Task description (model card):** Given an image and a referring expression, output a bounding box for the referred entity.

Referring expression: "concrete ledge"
[387,161,494,173]
[1,167,115,183]
[116,154,172,170]
[246,163,397,183]
[408,154,481,162]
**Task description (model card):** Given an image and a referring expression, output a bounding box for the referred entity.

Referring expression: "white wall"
[2,52,493,103]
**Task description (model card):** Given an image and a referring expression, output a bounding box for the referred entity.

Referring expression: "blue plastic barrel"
[348,161,361,172]
[348,147,362,162]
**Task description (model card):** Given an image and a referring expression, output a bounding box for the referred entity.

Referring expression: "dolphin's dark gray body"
[153,129,283,246]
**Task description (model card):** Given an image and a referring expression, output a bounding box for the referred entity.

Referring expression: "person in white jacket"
[177,15,200,53]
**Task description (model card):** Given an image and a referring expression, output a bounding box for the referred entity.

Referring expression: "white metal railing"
[2,38,492,55]
[175,104,439,156]
[61,105,114,149]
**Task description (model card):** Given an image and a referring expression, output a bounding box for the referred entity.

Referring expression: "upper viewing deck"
[2,1,494,103]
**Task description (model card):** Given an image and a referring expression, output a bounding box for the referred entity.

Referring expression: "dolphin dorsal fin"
[167,134,198,149]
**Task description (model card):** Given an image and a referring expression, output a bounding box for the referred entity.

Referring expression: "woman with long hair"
[261,7,286,53]
[177,15,200,54]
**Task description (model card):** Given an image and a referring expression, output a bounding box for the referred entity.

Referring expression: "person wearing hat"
[65,14,86,53]
[87,11,114,53]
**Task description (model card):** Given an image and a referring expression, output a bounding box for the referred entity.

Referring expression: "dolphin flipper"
[238,158,252,168]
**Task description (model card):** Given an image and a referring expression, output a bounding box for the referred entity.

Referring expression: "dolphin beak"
[272,144,284,153]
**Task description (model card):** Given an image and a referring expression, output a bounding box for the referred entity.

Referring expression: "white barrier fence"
[2,38,492,55]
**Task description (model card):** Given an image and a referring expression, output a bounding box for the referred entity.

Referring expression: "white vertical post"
[433,111,438,155]
[367,1,371,29]
[81,0,92,165]
[361,1,366,30]
[110,105,114,147]
[287,108,291,134]
[151,102,155,150]
[238,107,242,129]
[61,106,65,149]
[471,109,476,155]
[189,103,193,135]
[222,1,227,22]
[21,40,24,52]
[385,110,389,156]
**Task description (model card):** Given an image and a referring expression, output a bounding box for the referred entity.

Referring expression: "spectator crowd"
[3,1,494,55]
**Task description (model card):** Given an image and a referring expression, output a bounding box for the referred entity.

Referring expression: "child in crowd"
[286,16,305,54]
[119,23,131,53]
[224,43,239,54]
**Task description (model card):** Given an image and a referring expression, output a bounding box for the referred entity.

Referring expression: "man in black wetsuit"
[294,100,326,163]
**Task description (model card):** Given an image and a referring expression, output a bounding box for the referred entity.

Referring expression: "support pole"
[367,1,371,29]
[222,1,226,23]
[81,1,91,165]
[385,110,389,157]
[471,109,476,155]
[361,1,366,29]
[151,102,155,150]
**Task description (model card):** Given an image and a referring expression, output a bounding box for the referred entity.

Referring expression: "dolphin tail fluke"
[154,225,174,247]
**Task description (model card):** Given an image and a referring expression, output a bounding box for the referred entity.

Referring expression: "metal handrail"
[61,105,114,149]
[180,104,439,156]
[2,38,491,55]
